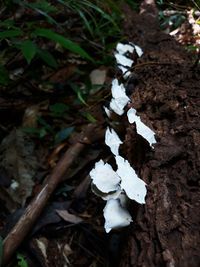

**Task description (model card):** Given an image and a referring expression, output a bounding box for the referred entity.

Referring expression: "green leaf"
[17,254,28,267]
[39,128,47,138]
[27,0,57,13]
[22,127,40,135]
[0,65,9,85]
[20,40,37,64]
[22,127,47,139]
[0,19,15,28]
[81,0,119,29]
[83,112,96,123]
[77,90,88,106]
[78,10,94,36]
[37,117,54,133]
[37,49,58,68]
[13,0,58,25]
[33,28,93,61]
[49,103,69,117]
[70,83,88,106]
[55,127,74,144]
[0,29,22,39]
[0,236,3,267]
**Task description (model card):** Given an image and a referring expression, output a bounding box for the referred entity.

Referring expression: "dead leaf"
[36,237,48,261]
[61,243,73,266]
[48,65,76,83]
[56,210,83,224]
[0,129,38,211]
[30,237,49,267]
[22,105,41,128]
[89,68,106,85]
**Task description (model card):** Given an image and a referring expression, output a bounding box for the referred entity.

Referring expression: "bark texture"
[120,2,200,267]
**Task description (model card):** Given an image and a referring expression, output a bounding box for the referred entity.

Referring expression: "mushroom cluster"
[90,42,156,233]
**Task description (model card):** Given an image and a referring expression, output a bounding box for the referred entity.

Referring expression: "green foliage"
[16,254,28,267]
[33,28,93,61]
[124,0,139,10]
[0,0,130,112]
[0,0,123,67]
[82,112,97,123]
[156,0,164,6]
[14,0,59,25]
[36,48,58,68]
[159,11,186,30]
[70,83,88,106]
[23,127,46,139]
[37,116,54,134]
[0,0,127,90]
[23,116,53,139]
[55,0,122,52]
[54,127,74,144]
[49,103,69,117]
[0,29,22,39]
[20,40,37,64]
[24,0,58,13]
[23,108,75,145]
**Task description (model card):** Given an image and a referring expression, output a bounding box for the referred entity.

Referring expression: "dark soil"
[119,3,200,267]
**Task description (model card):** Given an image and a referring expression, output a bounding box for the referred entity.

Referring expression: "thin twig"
[2,124,104,266]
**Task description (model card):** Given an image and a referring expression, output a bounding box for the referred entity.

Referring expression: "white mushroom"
[91,183,122,201]
[103,199,132,233]
[116,42,135,54]
[103,106,111,118]
[133,44,143,57]
[115,155,147,204]
[117,65,131,79]
[114,53,134,68]
[105,127,122,156]
[109,79,130,115]
[127,108,156,147]
[116,42,143,58]
[111,79,129,100]
[89,160,120,193]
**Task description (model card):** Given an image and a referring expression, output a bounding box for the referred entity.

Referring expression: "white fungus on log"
[109,79,130,115]
[103,199,132,233]
[127,108,156,147]
[105,127,122,156]
[89,160,120,193]
[89,41,150,233]
[116,155,147,204]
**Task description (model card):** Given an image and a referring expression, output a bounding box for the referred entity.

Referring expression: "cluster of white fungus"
[90,42,156,233]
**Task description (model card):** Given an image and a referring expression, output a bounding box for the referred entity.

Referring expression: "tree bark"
[120,2,200,267]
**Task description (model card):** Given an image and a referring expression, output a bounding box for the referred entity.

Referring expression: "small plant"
[0,0,125,87]
[16,254,28,267]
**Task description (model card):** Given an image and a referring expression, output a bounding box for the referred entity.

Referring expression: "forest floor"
[0,1,200,267]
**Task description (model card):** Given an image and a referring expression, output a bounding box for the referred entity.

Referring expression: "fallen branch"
[2,124,104,266]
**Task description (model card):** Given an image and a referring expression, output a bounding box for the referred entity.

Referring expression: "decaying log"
[119,1,200,267]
